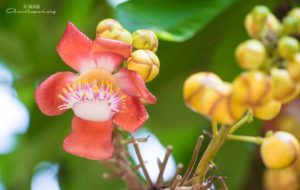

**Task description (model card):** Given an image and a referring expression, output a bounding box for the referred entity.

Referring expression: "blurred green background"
[0,0,298,189]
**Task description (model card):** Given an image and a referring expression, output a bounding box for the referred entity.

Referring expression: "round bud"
[232,71,274,106]
[283,16,299,35]
[261,131,299,169]
[264,167,300,190]
[287,54,300,82]
[265,14,282,36]
[132,30,158,52]
[278,36,299,60]
[96,19,123,37]
[254,99,282,120]
[288,8,300,33]
[127,50,160,82]
[97,28,132,44]
[271,68,300,104]
[252,6,270,22]
[235,39,267,70]
[204,84,246,125]
[183,72,223,114]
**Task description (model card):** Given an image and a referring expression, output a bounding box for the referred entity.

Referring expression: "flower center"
[58,79,126,122]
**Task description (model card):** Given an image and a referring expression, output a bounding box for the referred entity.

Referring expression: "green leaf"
[115,0,239,42]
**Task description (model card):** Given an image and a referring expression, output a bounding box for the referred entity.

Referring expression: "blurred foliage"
[0,0,292,190]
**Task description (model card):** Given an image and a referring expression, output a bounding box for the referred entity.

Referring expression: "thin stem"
[170,164,184,186]
[228,135,264,144]
[156,146,173,186]
[180,136,204,186]
[103,128,146,190]
[132,139,153,187]
[192,125,231,185]
[211,121,218,138]
[169,175,182,190]
[230,110,253,134]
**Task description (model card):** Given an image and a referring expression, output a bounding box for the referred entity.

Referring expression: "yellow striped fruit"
[96,19,123,37]
[253,99,282,120]
[127,50,160,82]
[283,16,298,35]
[261,131,299,169]
[271,68,300,104]
[232,71,274,106]
[288,8,300,33]
[278,36,299,60]
[132,30,158,52]
[287,54,300,82]
[183,72,223,114]
[235,39,267,70]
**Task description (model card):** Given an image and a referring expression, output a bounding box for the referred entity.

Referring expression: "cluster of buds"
[96,19,160,82]
[183,5,300,174]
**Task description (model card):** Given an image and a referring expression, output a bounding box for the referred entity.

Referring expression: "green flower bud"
[252,5,270,23]
[132,30,158,52]
[278,36,299,60]
[283,16,299,35]
[235,39,267,70]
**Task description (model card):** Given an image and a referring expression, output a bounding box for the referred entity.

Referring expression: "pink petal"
[114,68,157,104]
[35,72,76,116]
[63,116,114,160]
[91,38,132,73]
[114,95,149,132]
[57,22,93,71]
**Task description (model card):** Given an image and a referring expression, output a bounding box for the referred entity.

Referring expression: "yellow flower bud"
[235,39,267,70]
[96,19,123,37]
[278,36,299,60]
[232,71,274,106]
[283,16,299,35]
[265,14,282,36]
[287,54,300,82]
[271,68,300,104]
[245,6,270,37]
[183,72,223,113]
[264,167,300,190]
[254,99,281,120]
[97,28,132,44]
[132,30,158,52]
[261,131,299,169]
[205,84,246,125]
[127,50,160,82]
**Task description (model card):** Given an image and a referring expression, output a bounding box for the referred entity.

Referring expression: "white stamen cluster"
[58,80,126,112]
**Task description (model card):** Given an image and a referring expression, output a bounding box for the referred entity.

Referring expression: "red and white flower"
[35,22,156,160]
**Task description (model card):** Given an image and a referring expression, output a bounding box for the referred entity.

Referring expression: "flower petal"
[114,95,148,132]
[57,22,93,71]
[35,72,76,116]
[63,116,114,160]
[114,68,157,104]
[91,38,132,73]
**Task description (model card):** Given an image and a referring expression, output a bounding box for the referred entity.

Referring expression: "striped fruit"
[127,50,160,82]
[261,131,299,169]
[287,54,300,82]
[245,6,270,38]
[253,99,282,120]
[271,68,300,104]
[235,39,267,70]
[132,30,158,52]
[183,72,223,114]
[232,71,274,106]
